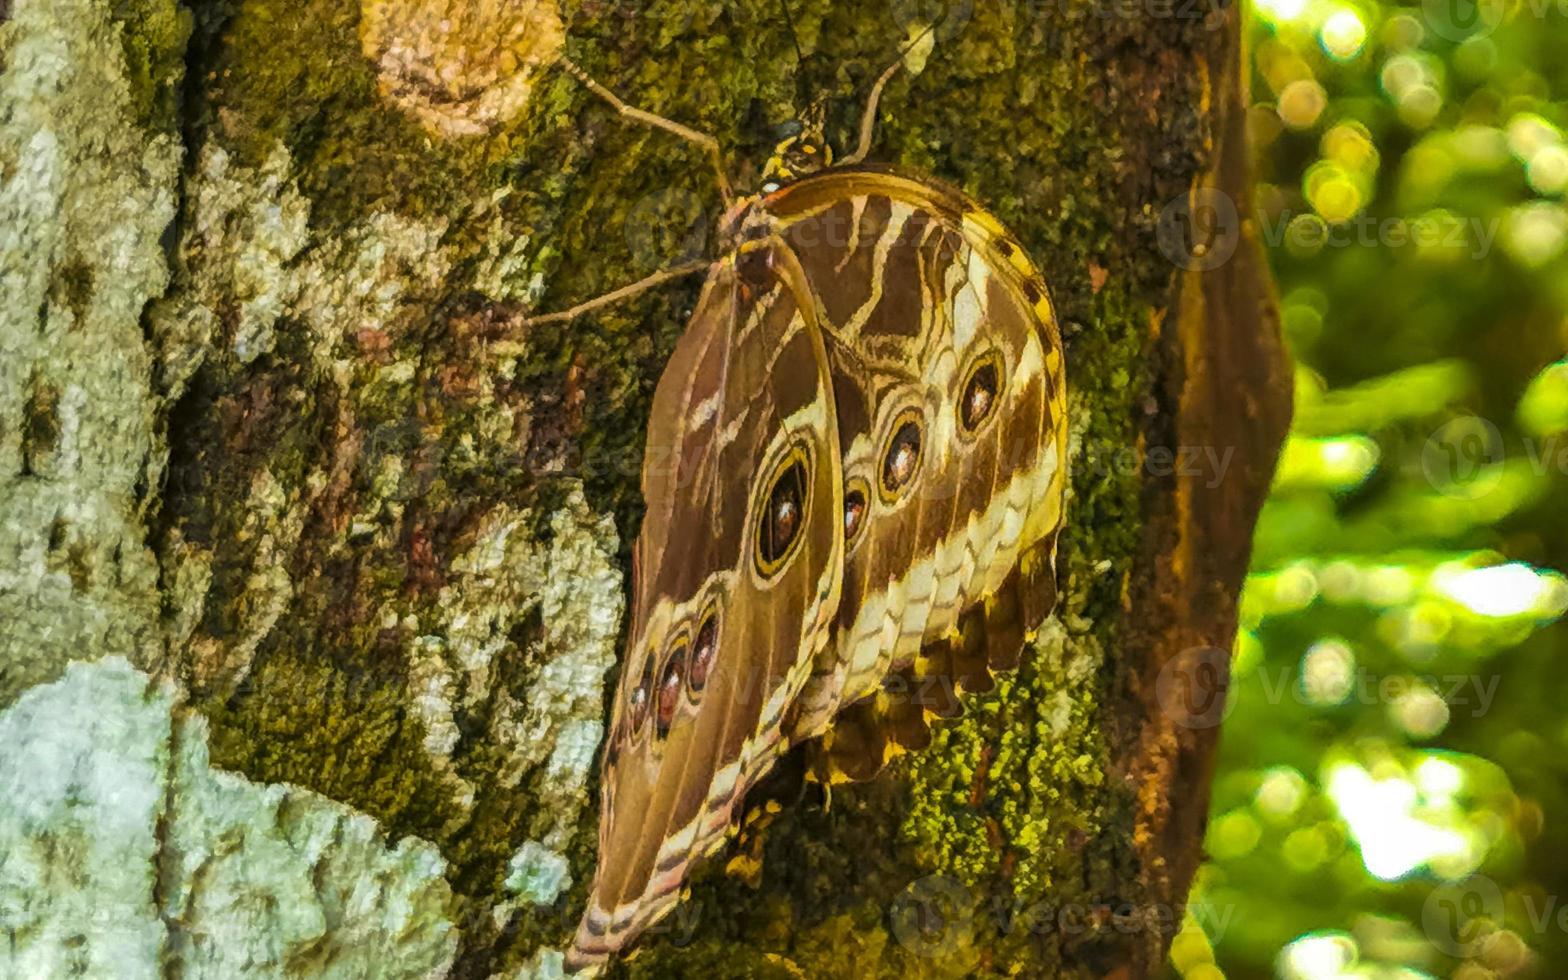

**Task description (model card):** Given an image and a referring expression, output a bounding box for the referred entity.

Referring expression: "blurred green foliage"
[1171,1,1568,977]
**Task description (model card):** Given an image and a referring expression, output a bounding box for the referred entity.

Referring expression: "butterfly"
[530,38,1069,975]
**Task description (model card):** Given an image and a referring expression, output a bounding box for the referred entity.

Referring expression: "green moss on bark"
[108,0,193,134]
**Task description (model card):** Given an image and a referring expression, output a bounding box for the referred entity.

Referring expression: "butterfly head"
[762,103,832,190]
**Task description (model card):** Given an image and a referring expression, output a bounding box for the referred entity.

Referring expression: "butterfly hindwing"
[569,238,843,970]
[766,169,1068,764]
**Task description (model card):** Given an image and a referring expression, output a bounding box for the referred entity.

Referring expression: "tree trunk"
[0,0,1290,977]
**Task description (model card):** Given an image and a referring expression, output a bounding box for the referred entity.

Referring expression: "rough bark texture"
[0,0,1290,977]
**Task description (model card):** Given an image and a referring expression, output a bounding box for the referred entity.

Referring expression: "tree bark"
[0,0,1289,977]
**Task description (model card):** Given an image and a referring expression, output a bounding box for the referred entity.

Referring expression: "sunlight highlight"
[1430,561,1568,619]
[1256,0,1310,23]
[1325,762,1471,880]
[1277,931,1357,980]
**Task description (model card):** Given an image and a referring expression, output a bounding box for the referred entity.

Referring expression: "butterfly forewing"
[571,238,843,969]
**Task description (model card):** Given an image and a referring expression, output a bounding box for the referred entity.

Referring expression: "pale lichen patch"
[419,485,620,770]
[179,144,312,365]
[0,657,458,979]
[516,947,569,979]
[358,0,565,138]
[163,711,459,978]
[472,190,542,304]
[0,657,168,978]
[0,0,182,704]
[157,528,214,667]
[505,838,572,906]
[402,484,621,889]
[161,141,456,387]
[293,209,455,385]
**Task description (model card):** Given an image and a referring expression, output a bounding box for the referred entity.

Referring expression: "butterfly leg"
[723,798,782,887]
[518,258,709,327]
[557,57,734,202]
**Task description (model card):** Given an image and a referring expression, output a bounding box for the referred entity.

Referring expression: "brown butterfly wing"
[766,170,1068,768]
[567,237,843,970]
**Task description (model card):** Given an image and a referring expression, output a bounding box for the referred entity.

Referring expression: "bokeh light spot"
[1279,79,1329,129]
[1320,9,1368,61]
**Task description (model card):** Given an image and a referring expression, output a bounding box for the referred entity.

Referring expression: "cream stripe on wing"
[840,202,911,342]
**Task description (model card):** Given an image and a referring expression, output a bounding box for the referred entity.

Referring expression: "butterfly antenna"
[777,0,808,71]
[556,55,734,202]
[841,21,939,166]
